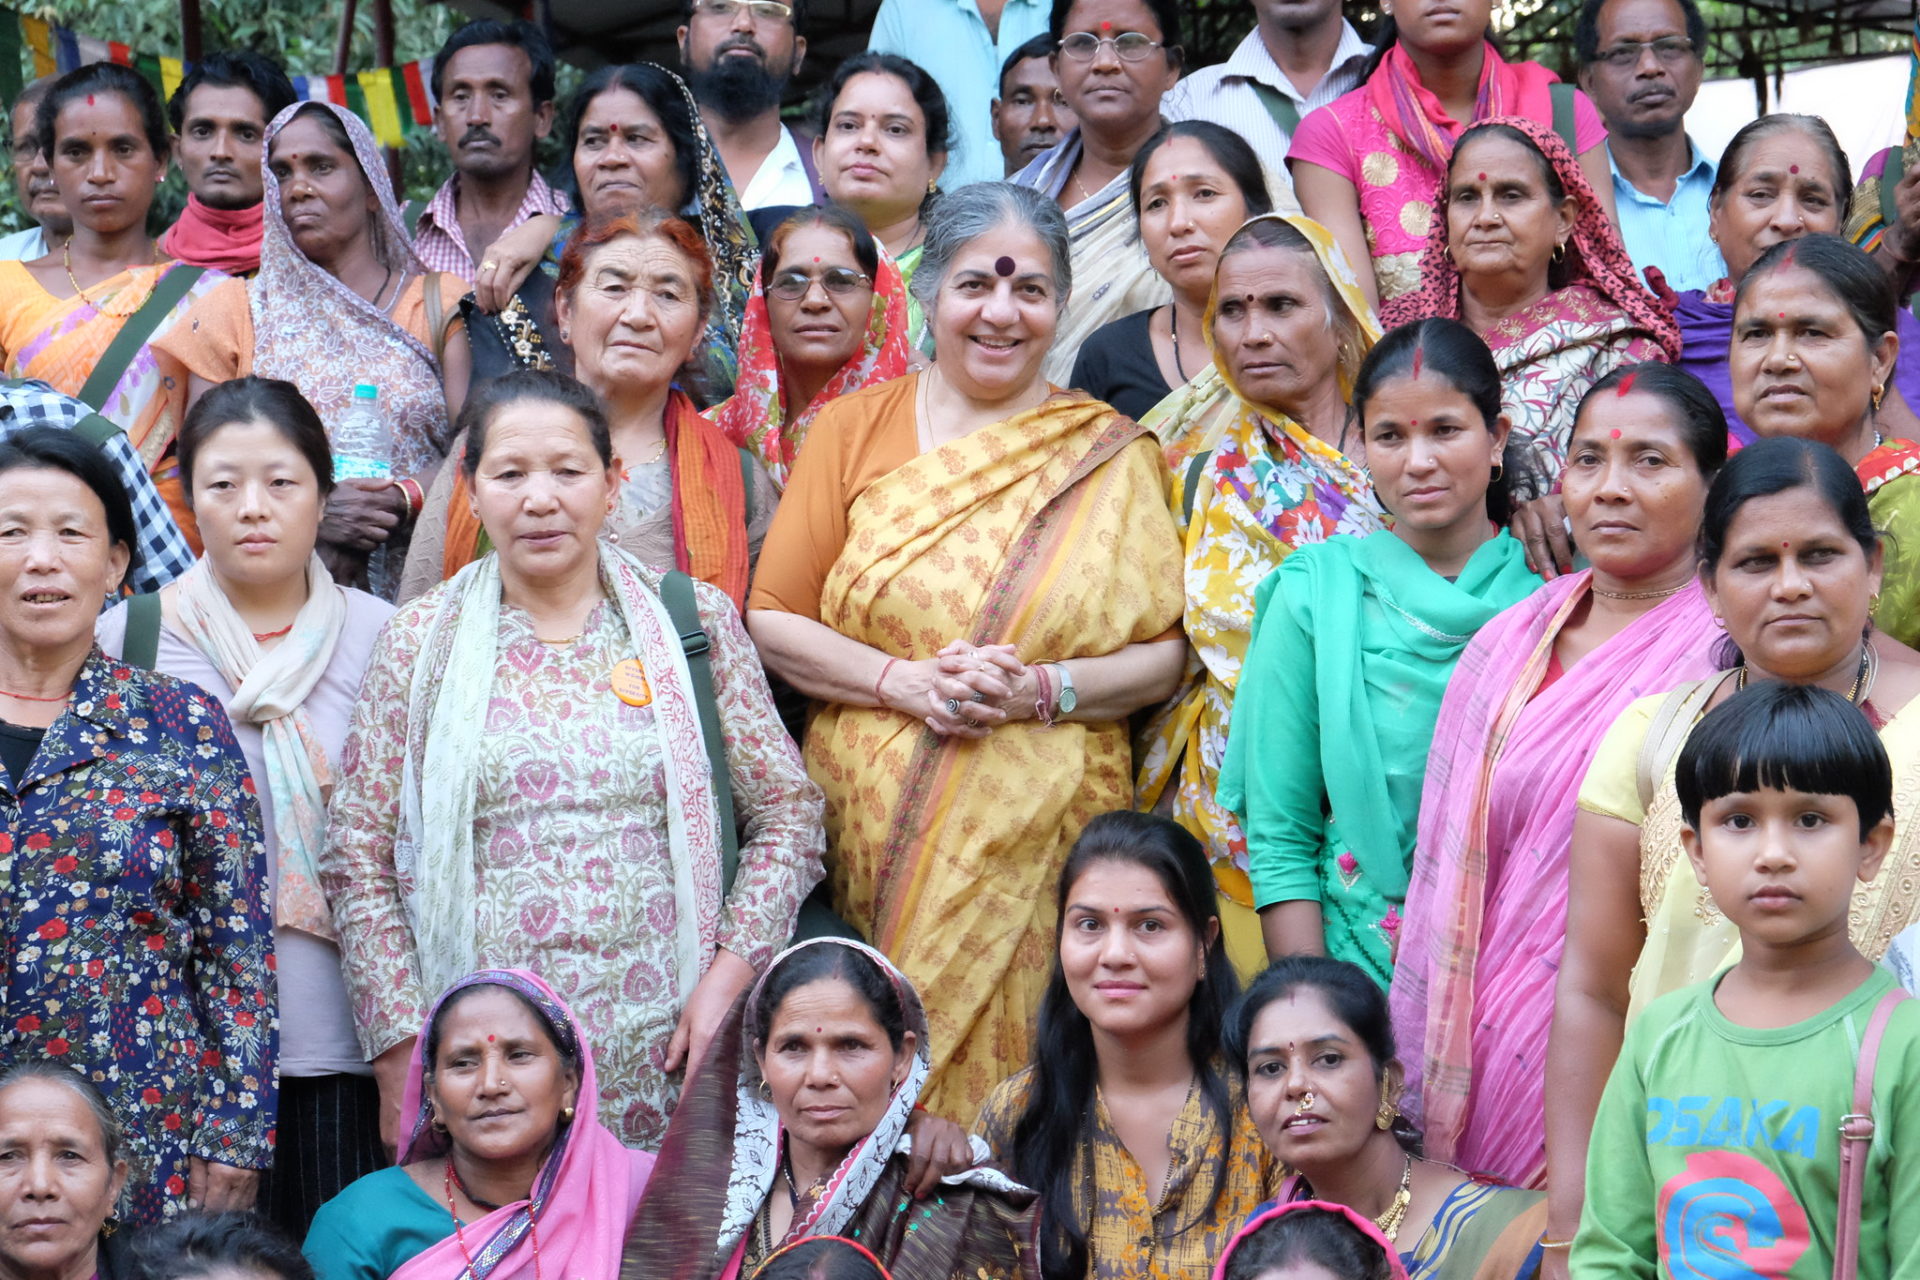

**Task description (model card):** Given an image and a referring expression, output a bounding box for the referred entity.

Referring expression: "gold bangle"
[1539,1238,1575,1250]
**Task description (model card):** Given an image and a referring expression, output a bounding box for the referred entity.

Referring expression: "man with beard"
[679,0,821,210]
[413,19,568,280]
[1575,0,1725,291]
[1,79,71,262]
[990,35,1075,176]
[159,52,296,276]
[1161,0,1369,206]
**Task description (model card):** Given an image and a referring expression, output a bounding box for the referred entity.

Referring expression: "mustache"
[459,126,501,146]
[717,35,766,58]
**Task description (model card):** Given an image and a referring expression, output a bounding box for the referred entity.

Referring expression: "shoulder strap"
[1248,80,1303,140]
[1635,670,1732,814]
[1550,82,1578,157]
[121,591,162,671]
[1180,448,1212,525]
[1834,988,1911,1280]
[69,412,124,449]
[659,570,740,895]
[423,272,447,362]
[77,264,206,414]
[737,447,757,530]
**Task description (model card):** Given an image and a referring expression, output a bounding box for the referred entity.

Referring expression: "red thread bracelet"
[1034,662,1054,727]
[874,657,900,708]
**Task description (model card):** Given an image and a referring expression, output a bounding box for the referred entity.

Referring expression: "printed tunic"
[0,649,275,1222]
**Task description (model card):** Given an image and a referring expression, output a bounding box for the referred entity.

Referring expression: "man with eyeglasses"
[1,78,71,263]
[1574,0,1725,292]
[1161,0,1369,204]
[679,0,821,210]
[869,0,1051,189]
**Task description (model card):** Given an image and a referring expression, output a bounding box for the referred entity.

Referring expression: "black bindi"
[994,256,1016,277]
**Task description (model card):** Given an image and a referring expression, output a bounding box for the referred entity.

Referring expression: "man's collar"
[1606,134,1715,182]
[1229,19,1371,90]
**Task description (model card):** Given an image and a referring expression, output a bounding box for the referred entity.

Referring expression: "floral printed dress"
[0,650,274,1223]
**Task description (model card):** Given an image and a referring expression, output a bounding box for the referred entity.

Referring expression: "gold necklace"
[1591,580,1690,602]
[1373,1155,1414,1242]
[1736,639,1876,705]
[63,237,157,304]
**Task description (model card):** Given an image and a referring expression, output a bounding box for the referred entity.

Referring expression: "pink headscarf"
[1211,1200,1411,1280]
[392,969,654,1280]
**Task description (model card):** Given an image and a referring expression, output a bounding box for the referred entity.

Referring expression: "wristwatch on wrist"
[1052,662,1077,716]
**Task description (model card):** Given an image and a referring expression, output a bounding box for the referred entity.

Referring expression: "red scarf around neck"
[160,195,264,275]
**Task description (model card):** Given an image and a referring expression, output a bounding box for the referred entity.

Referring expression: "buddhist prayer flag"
[3,4,437,143]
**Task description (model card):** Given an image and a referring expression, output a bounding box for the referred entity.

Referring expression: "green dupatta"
[1218,529,1540,981]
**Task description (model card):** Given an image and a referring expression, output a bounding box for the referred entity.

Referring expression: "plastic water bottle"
[333,384,393,481]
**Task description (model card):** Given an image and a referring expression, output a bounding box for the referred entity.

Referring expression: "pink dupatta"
[392,969,654,1280]
[1390,573,1721,1186]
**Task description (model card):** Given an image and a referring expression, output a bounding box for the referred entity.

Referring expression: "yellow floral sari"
[1134,215,1385,971]
[809,391,1185,1118]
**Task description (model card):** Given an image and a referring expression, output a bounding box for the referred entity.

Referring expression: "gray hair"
[908,182,1074,323]
[0,1061,129,1166]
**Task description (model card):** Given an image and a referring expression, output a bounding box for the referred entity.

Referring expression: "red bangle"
[1034,662,1055,727]
[394,476,425,517]
[874,657,900,708]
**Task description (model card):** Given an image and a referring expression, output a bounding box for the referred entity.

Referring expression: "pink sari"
[1390,572,1721,1186]
[392,969,654,1280]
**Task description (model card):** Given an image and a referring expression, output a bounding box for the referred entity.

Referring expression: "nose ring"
[1294,1091,1316,1114]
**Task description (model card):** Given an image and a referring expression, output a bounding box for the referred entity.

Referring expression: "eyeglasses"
[769,266,871,300]
[1595,37,1697,68]
[1058,31,1163,62]
[692,0,794,22]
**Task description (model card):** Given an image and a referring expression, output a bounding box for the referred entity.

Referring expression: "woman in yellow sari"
[0,64,222,449]
[748,182,1187,1120]
[1134,214,1385,978]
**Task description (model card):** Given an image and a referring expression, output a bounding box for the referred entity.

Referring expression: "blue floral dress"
[0,649,275,1222]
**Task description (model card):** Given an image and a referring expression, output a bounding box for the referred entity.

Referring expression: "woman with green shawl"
[1218,317,1541,987]
[1134,213,1386,980]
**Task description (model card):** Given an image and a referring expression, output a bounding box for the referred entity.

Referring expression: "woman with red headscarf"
[1381,116,1681,580]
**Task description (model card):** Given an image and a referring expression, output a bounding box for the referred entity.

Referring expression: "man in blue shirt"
[1575,0,1726,293]
[869,0,1051,188]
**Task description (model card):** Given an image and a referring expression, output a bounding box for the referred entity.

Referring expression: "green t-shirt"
[304,1166,458,1280]
[1574,967,1920,1280]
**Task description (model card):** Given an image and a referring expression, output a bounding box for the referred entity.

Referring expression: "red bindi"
[1477,172,1487,181]
[1610,428,1623,438]
[1410,419,1420,426]
[1100,19,1112,30]
[487,1035,495,1042]
[86,94,95,106]
[1783,541,1791,548]
[1790,165,1800,174]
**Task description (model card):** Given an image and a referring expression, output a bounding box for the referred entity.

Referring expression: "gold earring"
[927,179,938,195]
[561,1105,575,1123]
[1552,240,1568,264]
[1376,1095,1398,1131]
[1491,462,1504,481]
[1874,383,1887,412]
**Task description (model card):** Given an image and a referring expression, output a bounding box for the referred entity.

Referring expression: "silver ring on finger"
[945,697,961,716]
[970,691,987,703]
[965,717,982,728]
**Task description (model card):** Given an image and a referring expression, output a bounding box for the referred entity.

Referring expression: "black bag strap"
[77,265,206,413]
[1248,80,1302,139]
[121,592,162,670]
[659,569,740,894]
[1181,448,1213,525]
[1550,82,1578,157]
[737,447,758,531]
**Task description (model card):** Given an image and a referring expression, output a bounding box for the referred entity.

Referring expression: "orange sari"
[807,390,1184,1117]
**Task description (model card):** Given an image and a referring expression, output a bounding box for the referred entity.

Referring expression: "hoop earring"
[1552,240,1568,264]
[1490,462,1504,481]
[758,1080,773,1102]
